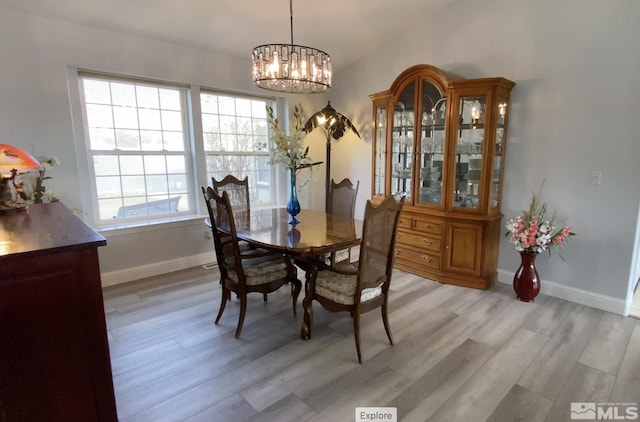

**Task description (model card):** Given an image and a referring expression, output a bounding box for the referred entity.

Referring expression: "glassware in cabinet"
[391,82,416,199]
[373,103,387,197]
[416,80,446,207]
[491,96,509,208]
[451,95,487,210]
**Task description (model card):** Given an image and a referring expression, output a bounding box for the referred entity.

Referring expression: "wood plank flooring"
[103,266,640,422]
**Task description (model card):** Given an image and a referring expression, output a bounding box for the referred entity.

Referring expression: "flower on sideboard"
[16,156,61,204]
[505,187,575,256]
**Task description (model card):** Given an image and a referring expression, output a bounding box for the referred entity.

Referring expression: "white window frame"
[77,72,193,226]
[200,91,276,207]
[68,69,286,230]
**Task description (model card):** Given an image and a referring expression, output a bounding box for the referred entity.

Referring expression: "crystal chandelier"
[251,0,331,94]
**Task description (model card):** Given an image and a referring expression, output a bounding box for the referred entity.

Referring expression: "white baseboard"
[100,252,215,287]
[497,269,627,316]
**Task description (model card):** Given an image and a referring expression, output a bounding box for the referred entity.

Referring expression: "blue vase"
[287,169,301,225]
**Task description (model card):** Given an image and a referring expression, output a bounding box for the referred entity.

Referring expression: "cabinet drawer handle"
[422,255,432,263]
[423,239,432,247]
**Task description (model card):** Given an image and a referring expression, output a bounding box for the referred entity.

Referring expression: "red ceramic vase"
[513,251,540,302]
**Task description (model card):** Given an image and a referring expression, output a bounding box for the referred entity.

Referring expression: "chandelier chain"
[289,0,294,46]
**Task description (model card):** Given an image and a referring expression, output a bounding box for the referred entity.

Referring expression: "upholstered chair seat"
[225,255,290,286]
[314,263,382,305]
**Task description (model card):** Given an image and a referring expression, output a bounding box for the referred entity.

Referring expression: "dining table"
[230,207,363,339]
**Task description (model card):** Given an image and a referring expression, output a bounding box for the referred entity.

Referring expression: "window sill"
[96,205,286,238]
[97,214,207,238]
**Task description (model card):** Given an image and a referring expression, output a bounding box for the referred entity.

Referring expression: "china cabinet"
[370,64,514,289]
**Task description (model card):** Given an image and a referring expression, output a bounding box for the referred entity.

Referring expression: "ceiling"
[0,0,453,71]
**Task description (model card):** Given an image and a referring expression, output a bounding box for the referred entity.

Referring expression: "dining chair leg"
[353,312,363,364]
[382,301,394,345]
[235,295,248,339]
[215,286,229,325]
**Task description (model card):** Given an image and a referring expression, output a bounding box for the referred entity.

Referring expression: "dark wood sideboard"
[0,203,117,421]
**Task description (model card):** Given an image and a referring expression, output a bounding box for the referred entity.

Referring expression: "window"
[77,72,279,226]
[201,93,274,206]
[79,74,190,223]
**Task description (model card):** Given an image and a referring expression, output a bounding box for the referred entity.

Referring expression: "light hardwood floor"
[103,266,640,422]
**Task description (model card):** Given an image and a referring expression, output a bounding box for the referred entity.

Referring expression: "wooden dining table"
[231,207,363,339]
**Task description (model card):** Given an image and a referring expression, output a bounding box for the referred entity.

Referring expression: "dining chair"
[328,178,359,264]
[308,195,405,363]
[212,175,250,216]
[201,186,302,338]
[211,175,256,267]
[328,178,359,217]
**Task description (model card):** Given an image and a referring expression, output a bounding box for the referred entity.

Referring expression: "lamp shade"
[0,144,42,178]
[304,102,360,139]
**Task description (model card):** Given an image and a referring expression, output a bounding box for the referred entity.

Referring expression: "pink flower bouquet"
[505,191,575,255]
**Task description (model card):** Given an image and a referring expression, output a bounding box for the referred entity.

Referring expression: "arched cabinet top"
[370,64,461,100]
[389,64,457,96]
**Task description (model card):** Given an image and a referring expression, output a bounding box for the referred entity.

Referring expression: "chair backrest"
[357,195,405,292]
[328,178,359,217]
[201,186,241,277]
[212,175,250,216]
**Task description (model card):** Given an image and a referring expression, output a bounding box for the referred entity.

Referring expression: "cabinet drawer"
[396,231,442,253]
[395,246,441,270]
[398,215,412,229]
[412,218,444,235]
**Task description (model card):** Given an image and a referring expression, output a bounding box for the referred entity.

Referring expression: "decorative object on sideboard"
[304,101,360,212]
[267,103,321,224]
[15,156,60,204]
[505,186,575,302]
[251,0,331,94]
[0,144,42,214]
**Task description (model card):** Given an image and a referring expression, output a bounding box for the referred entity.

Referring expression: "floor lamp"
[304,102,360,212]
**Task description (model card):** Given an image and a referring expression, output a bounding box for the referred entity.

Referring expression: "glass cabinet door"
[452,95,487,210]
[417,80,446,207]
[491,96,508,208]
[373,103,387,197]
[391,82,415,199]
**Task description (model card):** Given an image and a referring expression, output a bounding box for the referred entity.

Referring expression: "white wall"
[0,9,277,282]
[327,0,640,311]
[2,1,640,312]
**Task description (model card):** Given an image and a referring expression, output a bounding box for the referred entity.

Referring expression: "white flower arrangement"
[266,103,321,187]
